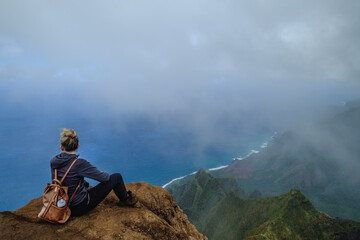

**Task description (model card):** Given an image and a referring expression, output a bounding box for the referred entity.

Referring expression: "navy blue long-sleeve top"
[50,152,110,207]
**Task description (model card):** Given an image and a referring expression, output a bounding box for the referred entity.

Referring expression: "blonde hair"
[60,128,79,152]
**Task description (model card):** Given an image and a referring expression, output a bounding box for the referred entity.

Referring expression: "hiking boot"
[118,190,138,206]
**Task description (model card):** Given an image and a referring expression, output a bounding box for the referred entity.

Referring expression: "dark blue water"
[0,98,273,211]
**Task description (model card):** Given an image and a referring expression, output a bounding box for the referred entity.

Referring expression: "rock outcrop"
[0,182,206,240]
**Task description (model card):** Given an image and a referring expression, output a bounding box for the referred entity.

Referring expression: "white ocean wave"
[242,149,259,158]
[271,132,277,139]
[163,132,279,189]
[261,142,268,148]
[232,132,278,161]
[162,171,197,188]
[208,165,228,171]
[233,149,259,162]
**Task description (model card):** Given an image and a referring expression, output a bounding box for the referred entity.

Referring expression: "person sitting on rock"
[50,128,138,216]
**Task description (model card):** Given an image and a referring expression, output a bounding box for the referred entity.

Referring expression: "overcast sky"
[0,0,359,132]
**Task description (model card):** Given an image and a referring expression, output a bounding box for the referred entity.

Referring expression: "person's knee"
[110,173,123,183]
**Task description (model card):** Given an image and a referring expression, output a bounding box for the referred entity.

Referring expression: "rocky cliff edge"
[0,182,207,240]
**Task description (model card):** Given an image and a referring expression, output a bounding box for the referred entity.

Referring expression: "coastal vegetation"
[168,100,360,221]
[212,100,360,221]
[169,170,360,239]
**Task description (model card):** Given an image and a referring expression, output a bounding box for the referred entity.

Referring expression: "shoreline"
[162,132,277,188]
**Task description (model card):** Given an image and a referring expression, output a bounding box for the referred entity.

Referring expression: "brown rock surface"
[0,182,207,240]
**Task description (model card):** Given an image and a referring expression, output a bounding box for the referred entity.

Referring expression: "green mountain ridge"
[170,170,360,240]
[209,102,360,221]
[169,168,247,230]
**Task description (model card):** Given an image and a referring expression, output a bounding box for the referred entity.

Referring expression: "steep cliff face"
[212,104,360,221]
[0,182,206,240]
[170,170,360,240]
[168,168,248,231]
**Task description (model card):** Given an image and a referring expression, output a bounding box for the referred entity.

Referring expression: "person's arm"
[76,160,110,182]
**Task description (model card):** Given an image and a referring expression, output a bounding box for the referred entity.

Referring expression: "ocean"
[0,103,273,211]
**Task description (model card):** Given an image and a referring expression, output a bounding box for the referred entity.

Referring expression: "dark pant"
[71,173,127,216]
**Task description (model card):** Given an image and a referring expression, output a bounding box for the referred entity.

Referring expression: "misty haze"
[1,1,360,238]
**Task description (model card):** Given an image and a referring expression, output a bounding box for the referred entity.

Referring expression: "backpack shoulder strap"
[53,169,62,185]
[54,168,58,182]
[68,179,82,204]
[60,158,79,184]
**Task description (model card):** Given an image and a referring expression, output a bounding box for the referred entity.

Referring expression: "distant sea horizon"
[0,105,274,211]
[162,132,276,188]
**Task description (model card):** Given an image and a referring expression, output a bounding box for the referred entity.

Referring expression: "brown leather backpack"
[38,158,81,223]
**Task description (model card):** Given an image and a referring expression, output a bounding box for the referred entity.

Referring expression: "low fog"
[1,0,360,149]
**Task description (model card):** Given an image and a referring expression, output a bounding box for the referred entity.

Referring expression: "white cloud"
[0,0,359,131]
[0,44,23,56]
[189,32,208,48]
